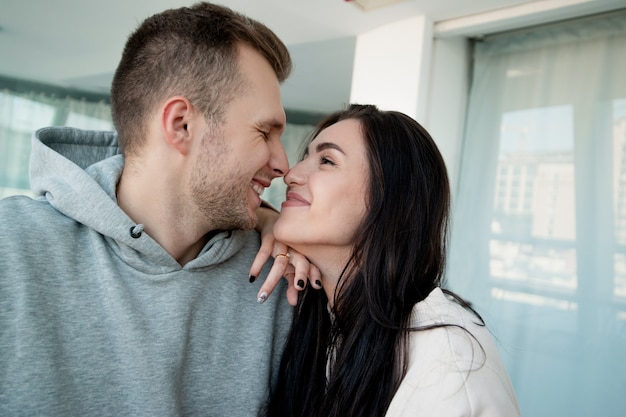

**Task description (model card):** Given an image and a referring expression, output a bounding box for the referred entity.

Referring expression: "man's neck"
[116,171,211,266]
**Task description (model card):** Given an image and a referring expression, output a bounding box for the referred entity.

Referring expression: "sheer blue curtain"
[446,10,626,417]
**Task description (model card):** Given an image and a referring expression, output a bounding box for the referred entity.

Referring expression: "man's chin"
[230,198,257,230]
[242,218,257,231]
[216,208,256,232]
[230,208,256,231]
[229,217,256,231]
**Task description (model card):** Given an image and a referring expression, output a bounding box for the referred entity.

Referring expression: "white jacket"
[385,288,521,417]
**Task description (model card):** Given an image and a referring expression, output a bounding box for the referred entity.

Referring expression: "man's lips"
[251,182,265,197]
[251,178,270,197]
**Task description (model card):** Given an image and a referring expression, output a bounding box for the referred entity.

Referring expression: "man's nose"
[269,140,289,177]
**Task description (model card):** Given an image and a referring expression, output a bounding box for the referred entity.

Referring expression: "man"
[0,3,306,415]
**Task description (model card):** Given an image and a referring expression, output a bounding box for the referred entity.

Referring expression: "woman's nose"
[284,161,306,186]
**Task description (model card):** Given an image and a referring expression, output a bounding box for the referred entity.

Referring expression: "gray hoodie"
[0,127,292,416]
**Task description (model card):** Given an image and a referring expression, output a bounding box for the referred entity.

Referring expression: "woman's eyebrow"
[315,142,346,155]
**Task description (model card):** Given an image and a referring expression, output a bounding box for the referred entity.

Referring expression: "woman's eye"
[320,156,336,166]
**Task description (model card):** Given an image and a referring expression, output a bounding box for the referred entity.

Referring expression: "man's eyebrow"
[258,118,285,131]
[315,142,346,155]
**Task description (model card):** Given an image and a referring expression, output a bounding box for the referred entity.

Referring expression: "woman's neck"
[301,247,353,308]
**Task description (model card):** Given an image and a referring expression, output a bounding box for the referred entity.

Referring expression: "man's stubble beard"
[190,129,257,232]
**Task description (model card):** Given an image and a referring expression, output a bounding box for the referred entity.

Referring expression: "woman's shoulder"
[407,287,490,369]
[411,287,480,327]
[385,288,521,417]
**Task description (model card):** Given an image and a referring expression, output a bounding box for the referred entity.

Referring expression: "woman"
[263,104,521,417]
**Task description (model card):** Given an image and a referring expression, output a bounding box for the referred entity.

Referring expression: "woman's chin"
[274,218,294,243]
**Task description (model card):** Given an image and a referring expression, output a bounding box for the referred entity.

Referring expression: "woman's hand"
[251,204,322,306]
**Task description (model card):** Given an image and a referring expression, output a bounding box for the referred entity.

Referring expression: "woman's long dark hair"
[264,104,455,417]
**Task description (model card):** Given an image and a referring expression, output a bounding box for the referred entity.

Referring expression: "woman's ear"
[161,96,194,156]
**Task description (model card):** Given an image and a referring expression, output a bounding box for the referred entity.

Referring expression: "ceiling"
[0,0,623,110]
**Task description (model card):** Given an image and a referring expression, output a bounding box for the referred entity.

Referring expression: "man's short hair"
[110,2,292,156]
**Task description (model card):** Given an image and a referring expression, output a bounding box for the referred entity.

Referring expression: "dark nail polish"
[249,275,256,283]
[315,280,321,287]
[297,279,305,289]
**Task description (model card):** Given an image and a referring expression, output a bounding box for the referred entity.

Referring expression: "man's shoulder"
[1,194,43,214]
[0,195,74,235]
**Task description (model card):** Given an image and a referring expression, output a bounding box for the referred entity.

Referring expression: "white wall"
[349,15,433,122]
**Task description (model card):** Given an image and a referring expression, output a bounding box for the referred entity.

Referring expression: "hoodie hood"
[29,126,247,274]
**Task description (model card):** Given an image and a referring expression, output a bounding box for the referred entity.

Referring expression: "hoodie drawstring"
[129,224,144,239]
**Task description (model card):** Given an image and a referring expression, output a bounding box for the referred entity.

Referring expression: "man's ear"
[161,96,194,156]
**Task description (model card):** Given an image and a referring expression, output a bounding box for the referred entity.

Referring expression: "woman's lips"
[281,191,309,208]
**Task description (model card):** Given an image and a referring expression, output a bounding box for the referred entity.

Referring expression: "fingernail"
[257,292,267,303]
[297,279,305,289]
[249,275,256,283]
[315,280,322,287]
